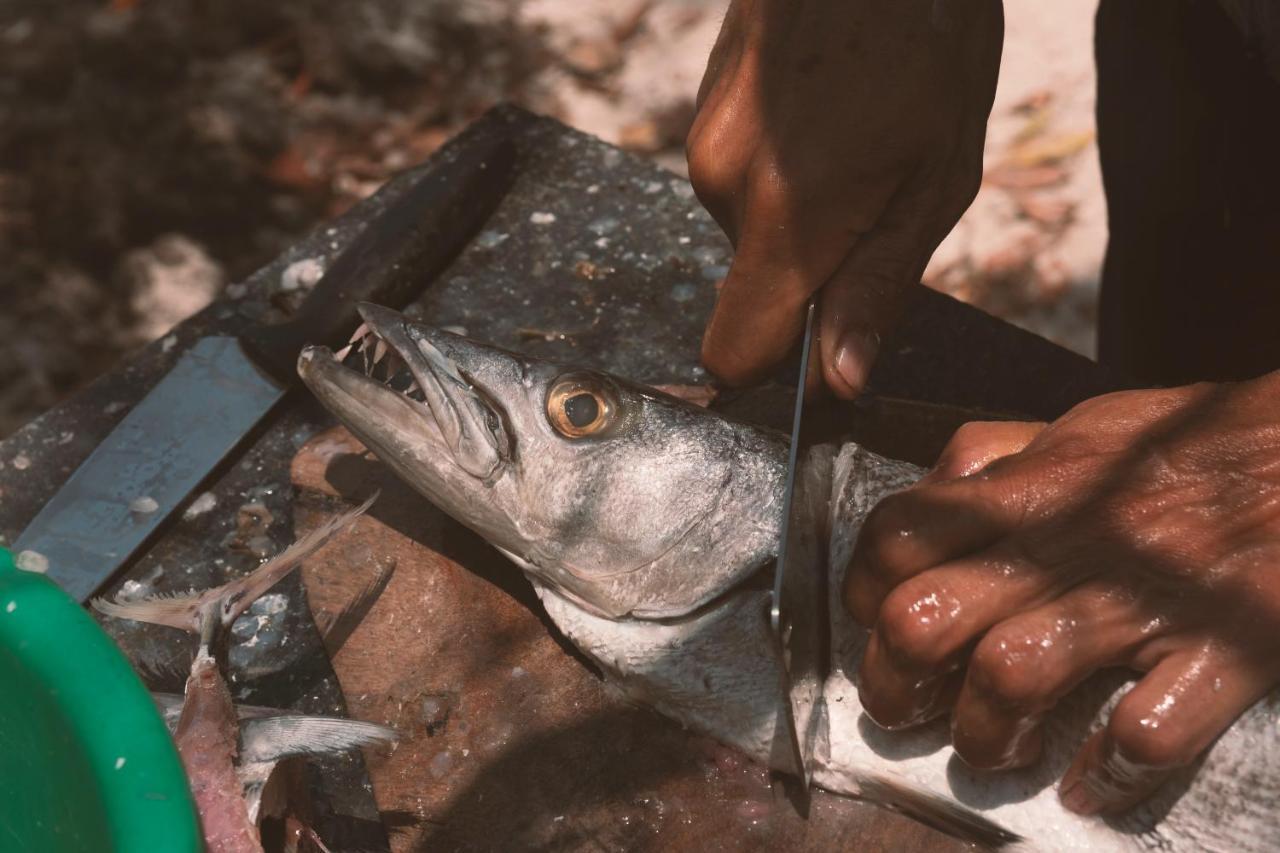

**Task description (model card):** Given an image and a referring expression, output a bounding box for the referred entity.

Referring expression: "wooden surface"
[291,426,964,853]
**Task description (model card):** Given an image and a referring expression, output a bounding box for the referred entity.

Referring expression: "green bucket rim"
[0,546,201,851]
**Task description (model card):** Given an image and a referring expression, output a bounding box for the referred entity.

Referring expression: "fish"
[296,303,1280,852]
[95,497,396,853]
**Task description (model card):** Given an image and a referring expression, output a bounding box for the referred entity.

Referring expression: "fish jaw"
[296,330,528,555]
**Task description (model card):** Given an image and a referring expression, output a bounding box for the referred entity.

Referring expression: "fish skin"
[298,306,1280,852]
[175,648,263,853]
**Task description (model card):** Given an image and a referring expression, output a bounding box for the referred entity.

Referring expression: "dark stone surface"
[0,106,1123,850]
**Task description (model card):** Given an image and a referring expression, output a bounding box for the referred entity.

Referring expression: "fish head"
[298,304,785,619]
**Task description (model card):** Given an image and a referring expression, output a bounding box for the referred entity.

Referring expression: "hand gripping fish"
[297,304,1280,852]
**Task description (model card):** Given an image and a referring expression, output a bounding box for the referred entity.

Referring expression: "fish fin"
[94,493,376,638]
[152,691,298,734]
[858,774,1024,849]
[91,589,202,632]
[239,715,397,765]
[217,491,378,627]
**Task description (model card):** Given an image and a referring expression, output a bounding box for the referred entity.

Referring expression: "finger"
[817,168,944,399]
[950,582,1159,770]
[857,626,964,730]
[1059,644,1273,816]
[700,169,878,386]
[845,475,1029,626]
[858,543,1074,729]
[917,420,1048,486]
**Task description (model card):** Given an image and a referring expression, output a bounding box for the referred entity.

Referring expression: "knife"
[13,133,516,603]
[768,297,831,816]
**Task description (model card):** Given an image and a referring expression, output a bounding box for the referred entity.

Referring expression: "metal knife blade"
[768,298,831,814]
[14,132,516,602]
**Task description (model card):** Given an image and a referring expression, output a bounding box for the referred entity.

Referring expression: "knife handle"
[240,133,517,385]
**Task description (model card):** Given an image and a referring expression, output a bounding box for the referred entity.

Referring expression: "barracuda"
[297,304,1280,852]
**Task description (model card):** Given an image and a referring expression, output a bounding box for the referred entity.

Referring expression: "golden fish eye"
[547,375,615,438]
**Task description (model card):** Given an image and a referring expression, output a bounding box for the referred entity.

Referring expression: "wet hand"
[845,376,1280,814]
[687,0,1002,397]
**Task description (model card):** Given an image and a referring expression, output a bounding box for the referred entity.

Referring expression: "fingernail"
[833,331,879,397]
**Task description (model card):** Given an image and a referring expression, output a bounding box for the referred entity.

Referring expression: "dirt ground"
[0,0,1105,438]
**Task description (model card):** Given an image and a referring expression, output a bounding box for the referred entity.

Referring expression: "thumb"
[816,163,945,399]
[816,222,928,400]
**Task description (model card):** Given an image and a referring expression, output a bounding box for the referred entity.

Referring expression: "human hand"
[687,0,1002,397]
[845,375,1280,814]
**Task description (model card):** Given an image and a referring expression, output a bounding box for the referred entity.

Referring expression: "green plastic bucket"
[0,546,200,851]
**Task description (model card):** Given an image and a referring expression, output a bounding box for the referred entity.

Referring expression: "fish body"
[298,305,1280,852]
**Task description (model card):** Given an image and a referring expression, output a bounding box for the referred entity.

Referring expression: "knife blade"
[14,133,516,603]
[768,297,831,815]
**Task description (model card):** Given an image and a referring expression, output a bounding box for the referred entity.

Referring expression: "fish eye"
[547,374,617,438]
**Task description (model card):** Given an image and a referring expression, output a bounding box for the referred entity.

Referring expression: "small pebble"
[182,492,217,521]
[529,211,557,225]
[16,550,48,574]
[670,283,698,303]
[281,258,325,292]
[587,216,619,236]
[12,454,30,471]
[129,496,159,514]
[475,230,509,250]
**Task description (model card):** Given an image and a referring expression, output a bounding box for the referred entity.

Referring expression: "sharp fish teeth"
[373,338,387,365]
[335,343,353,360]
[348,323,370,344]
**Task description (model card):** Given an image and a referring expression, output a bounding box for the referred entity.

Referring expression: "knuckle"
[1108,705,1194,770]
[856,494,919,578]
[687,146,736,204]
[685,126,741,204]
[968,631,1048,711]
[876,584,951,667]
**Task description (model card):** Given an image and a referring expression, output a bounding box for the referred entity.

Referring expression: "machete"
[13,133,516,602]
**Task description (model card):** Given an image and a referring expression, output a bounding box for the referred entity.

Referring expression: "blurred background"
[0,0,1103,438]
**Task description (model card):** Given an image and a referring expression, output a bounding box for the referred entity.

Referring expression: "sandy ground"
[0,0,1106,437]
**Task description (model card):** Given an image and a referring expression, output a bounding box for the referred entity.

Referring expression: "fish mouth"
[297,303,511,484]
